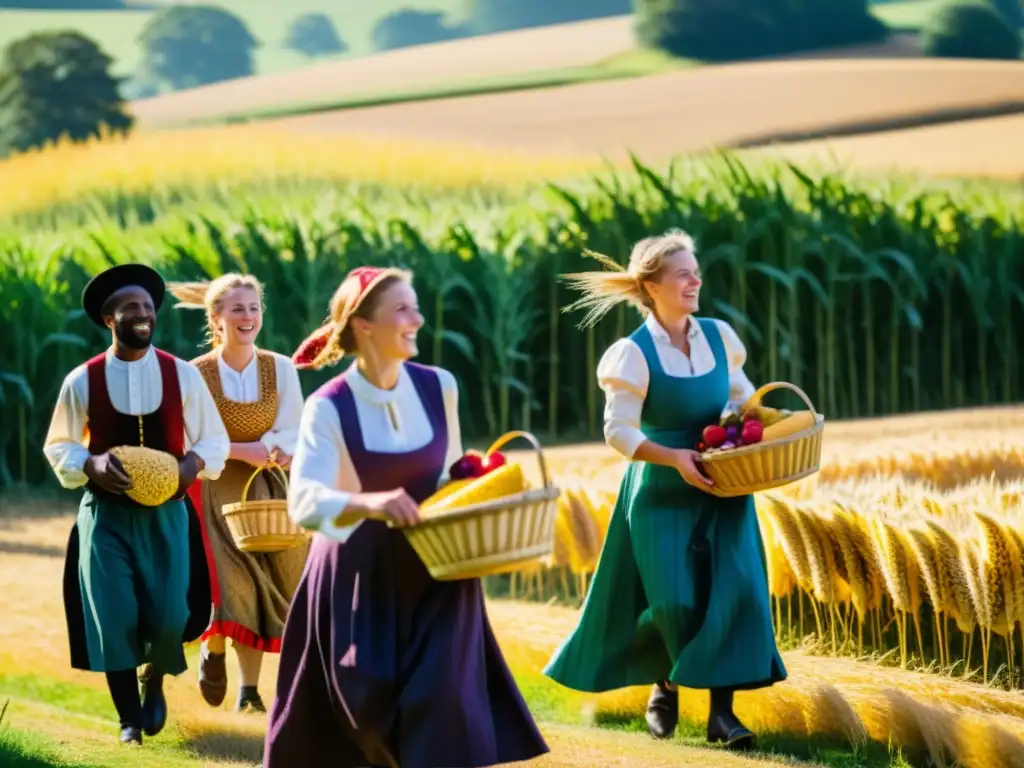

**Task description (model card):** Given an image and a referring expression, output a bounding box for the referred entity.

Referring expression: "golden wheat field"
[0,126,595,217]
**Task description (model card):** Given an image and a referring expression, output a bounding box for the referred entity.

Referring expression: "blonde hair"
[304,268,412,371]
[561,229,696,328]
[167,273,264,348]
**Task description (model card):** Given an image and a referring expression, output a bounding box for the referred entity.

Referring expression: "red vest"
[85,349,186,502]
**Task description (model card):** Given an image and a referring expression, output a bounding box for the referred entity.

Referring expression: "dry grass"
[248,58,1024,164]
[129,16,638,127]
[751,114,1024,181]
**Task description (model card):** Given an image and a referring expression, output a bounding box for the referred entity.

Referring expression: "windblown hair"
[560,229,696,328]
[304,268,412,371]
[166,273,264,348]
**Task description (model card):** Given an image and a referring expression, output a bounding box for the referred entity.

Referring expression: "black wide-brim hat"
[82,263,166,328]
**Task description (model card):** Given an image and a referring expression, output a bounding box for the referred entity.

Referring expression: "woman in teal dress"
[545,230,786,751]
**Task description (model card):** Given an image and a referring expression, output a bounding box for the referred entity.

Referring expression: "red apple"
[702,425,727,448]
[480,451,507,475]
[741,419,764,445]
[449,451,484,480]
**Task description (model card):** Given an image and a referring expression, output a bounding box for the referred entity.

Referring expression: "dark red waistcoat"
[85,348,185,503]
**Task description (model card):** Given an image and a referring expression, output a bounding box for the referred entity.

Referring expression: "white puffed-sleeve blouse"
[598,314,756,460]
[287,364,463,543]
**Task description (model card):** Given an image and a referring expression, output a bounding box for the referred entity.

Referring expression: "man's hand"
[176,452,205,496]
[84,452,132,494]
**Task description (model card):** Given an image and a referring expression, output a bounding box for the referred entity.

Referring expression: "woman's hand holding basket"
[342,489,423,528]
[672,449,714,490]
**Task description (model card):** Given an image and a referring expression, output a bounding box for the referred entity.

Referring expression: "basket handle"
[238,461,290,508]
[484,430,552,489]
[742,381,819,418]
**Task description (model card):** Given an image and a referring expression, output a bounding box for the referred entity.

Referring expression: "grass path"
[0,516,812,768]
[2,511,1023,767]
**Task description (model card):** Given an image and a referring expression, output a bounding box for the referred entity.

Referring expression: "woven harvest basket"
[393,430,560,581]
[222,463,309,553]
[699,382,824,498]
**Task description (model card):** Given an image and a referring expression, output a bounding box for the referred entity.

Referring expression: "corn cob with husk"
[109,445,180,507]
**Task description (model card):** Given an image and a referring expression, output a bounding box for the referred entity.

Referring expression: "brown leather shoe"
[198,647,227,707]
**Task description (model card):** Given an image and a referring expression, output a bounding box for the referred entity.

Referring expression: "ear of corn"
[421,478,474,512]
[109,446,180,507]
[423,463,527,515]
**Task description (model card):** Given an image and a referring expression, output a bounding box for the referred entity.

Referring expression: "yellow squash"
[109,445,180,507]
[421,478,474,512]
[761,411,816,442]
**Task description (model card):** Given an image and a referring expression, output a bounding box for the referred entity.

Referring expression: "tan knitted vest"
[194,350,278,443]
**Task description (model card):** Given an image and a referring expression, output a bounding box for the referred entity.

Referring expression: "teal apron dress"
[544,318,787,692]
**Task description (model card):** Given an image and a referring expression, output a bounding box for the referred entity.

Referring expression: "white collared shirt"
[213,347,304,456]
[287,364,463,543]
[597,314,756,460]
[43,347,231,488]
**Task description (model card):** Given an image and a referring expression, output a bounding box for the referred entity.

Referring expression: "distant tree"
[0,31,132,156]
[371,9,465,52]
[285,12,348,58]
[138,5,258,91]
[463,0,631,34]
[921,0,1021,59]
[634,0,886,62]
[986,0,1022,29]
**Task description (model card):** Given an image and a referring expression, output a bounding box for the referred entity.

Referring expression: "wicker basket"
[393,430,560,581]
[221,463,309,553]
[699,381,824,498]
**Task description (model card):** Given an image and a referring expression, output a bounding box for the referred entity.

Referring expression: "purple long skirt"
[263,365,549,768]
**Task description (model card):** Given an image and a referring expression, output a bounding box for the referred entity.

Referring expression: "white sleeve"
[42,368,91,490]
[288,394,363,543]
[436,368,463,489]
[260,355,304,457]
[178,361,230,481]
[714,319,757,410]
[596,339,650,461]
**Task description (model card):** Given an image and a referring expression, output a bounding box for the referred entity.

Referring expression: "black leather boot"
[645,681,678,739]
[139,664,168,737]
[707,687,755,750]
[236,685,266,714]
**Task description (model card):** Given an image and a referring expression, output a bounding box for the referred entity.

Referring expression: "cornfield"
[1,135,1023,489]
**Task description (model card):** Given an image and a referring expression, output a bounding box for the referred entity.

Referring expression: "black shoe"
[236,689,266,714]
[139,664,167,737]
[119,725,143,745]
[645,681,678,739]
[707,713,756,751]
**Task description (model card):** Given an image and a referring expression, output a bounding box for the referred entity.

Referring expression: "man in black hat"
[43,263,230,746]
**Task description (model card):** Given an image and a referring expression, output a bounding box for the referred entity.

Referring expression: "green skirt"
[544,461,787,692]
[62,490,212,674]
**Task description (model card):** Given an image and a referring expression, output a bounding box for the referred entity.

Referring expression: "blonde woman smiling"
[169,274,308,714]
[544,231,786,751]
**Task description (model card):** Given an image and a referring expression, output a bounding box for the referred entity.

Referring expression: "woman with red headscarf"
[262,266,548,768]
